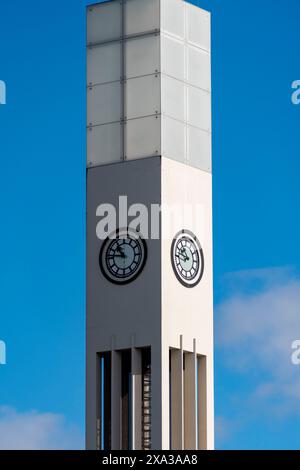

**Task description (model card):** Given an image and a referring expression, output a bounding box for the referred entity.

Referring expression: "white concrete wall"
[86,0,214,451]
[161,157,214,449]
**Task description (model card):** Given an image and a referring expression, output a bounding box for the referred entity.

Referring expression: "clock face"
[171,230,204,288]
[99,228,147,285]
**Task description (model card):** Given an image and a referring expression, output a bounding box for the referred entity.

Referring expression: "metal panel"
[161,35,185,82]
[87,82,122,126]
[162,116,186,164]
[125,115,160,160]
[187,85,211,132]
[162,75,185,123]
[186,4,211,52]
[125,35,160,79]
[186,45,211,91]
[87,42,121,86]
[125,75,160,120]
[161,0,185,40]
[187,125,211,172]
[87,2,122,45]
[87,122,122,167]
[124,0,160,36]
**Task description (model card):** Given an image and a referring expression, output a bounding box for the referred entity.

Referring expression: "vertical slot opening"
[169,349,172,449]
[121,349,132,450]
[184,351,197,450]
[197,355,207,450]
[97,352,111,450]
[141,347,151,450]
[169,348,183,450]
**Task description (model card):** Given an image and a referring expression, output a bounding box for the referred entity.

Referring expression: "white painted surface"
[161,157,214,449]
[161,74,185,122]
[186,3,211,52]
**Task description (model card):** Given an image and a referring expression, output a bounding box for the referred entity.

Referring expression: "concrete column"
[131,347,142,450]
[184,343,197,450]
[111,350,122,450]
[96,354,101,450]
[171,337,184,450]
[86,347,97,450]
[198,355,207,450]
[206,354,215,450]
[151,345,162,450]
[161,344,170,450]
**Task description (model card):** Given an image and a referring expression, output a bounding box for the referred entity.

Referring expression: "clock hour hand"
[179,248,190,261]
[116,246,127,258]
[176,254,189,262]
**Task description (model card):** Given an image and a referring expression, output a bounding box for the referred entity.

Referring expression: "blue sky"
[0,0,299,449]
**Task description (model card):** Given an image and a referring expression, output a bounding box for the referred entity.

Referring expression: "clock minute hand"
[116,246,127,258]
[180,248,190,261]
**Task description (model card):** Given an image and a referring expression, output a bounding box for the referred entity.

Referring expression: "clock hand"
[116,246,126,258]
[180,248,190,261]
[176,254,189,262]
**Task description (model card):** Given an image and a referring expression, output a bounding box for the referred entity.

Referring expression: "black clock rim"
[170,229,204,289]
[99,228,147,286]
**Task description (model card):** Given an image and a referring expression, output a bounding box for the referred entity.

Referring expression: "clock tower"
[86,0,214,450]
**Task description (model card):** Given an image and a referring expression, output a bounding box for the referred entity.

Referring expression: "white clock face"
[100,228,147,285]
[171,230,204,288]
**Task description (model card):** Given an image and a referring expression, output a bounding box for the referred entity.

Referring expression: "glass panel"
[125,75,160,120]
[125,35,160,79]
[87,122,122,167]
[187,126,211,173]
[87,82,122,126]
[162,75,185,123]
[186,4,211,52]
[87,2,122,45]
[161,0,185,40]
[87,42,121,86]
[187,86,211,132]
[162,116,186,164]
[124,0,160,36]
[161,35,185,82]
[125,115,160,160]
[186,45,211,92]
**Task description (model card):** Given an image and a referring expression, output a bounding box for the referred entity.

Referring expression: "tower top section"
[87,0,212,172]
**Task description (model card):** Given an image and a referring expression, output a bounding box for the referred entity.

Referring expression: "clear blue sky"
[0,0,299,450]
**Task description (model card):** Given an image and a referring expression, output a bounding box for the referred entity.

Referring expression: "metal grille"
[142,364,151,450]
